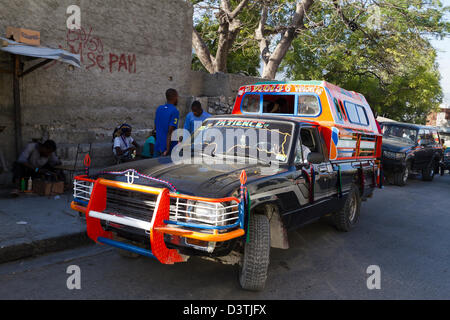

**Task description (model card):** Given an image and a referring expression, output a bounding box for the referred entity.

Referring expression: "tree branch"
[255,3,270,66]
[192,28,216,73]
[230,0,250,19]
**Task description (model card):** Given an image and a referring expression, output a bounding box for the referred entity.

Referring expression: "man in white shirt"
[113,124,139,162]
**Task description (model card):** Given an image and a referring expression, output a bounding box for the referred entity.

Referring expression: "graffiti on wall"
[45,26,137,73]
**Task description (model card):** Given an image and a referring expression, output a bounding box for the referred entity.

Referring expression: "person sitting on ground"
[113,124,139,162]
[142,129,157,159]
[182,100,211,142]
[12,140,63,194]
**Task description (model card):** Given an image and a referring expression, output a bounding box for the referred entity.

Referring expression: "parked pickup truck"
[379,122,443,186]
[71,81,382,291]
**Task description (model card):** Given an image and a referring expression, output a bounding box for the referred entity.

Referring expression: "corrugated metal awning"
[0,36,80,68]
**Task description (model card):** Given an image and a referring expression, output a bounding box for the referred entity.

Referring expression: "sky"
[431,0,450,108]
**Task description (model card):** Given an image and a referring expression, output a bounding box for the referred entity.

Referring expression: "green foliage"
[282,0,449,123]
[191,0,261,75]
[191,0,449,122]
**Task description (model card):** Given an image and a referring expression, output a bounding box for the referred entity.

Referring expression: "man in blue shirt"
[155,89,180,156]
[184,101,211,137]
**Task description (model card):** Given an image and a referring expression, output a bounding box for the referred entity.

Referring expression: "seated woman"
[113,124,140,163]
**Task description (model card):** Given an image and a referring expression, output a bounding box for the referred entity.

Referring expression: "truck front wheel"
[239,214,270,291]
[422,161,435,181]
[393,164,409,186]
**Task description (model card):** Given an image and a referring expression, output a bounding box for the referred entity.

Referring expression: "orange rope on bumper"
[154,227,245,242]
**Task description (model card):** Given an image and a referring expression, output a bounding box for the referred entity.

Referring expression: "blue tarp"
[0,36,81,68]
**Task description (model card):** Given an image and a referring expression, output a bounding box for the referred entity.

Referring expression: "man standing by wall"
[184,101,211,135]
[155,89,180,156]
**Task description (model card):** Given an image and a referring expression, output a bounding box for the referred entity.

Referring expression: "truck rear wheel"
[333,184,361,232]
[239,214,270,291]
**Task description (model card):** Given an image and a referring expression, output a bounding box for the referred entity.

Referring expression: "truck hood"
[92,157,284,198]
[382,137,415,153]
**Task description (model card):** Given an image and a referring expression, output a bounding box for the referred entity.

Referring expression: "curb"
[0,232,92,264]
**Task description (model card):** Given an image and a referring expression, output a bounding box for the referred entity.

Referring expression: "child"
[142,129,157,158]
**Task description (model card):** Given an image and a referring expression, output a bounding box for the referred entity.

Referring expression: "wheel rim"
[403,167,409,183]
[348,194,357,222]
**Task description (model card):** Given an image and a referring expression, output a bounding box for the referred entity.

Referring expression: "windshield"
[382,125,417,144]
[189,118,294,163]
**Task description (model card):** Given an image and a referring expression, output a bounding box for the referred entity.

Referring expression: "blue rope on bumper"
[97,237,156,259]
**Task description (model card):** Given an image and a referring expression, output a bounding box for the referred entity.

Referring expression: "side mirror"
[307,152,324,164]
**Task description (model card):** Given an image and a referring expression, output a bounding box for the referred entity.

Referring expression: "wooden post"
[13,54,23,157]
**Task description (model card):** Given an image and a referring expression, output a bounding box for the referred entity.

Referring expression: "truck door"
[416,129,433,168]
[291,126,334,226]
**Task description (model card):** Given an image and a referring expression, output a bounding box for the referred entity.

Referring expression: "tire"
[422,160,435,181]
[333,184,361,232]
[393,164,409,186]
[239,214,270,291]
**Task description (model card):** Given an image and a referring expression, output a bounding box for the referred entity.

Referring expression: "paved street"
[0,174,449,300]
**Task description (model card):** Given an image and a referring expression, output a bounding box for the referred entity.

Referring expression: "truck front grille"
[105,187,158,221]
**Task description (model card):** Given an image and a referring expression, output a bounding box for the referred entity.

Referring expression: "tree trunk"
[259,0,315,79]
[192,0,249,74]
[192,28,216,74]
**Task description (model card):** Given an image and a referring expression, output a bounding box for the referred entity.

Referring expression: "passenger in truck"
[269,98,288,113]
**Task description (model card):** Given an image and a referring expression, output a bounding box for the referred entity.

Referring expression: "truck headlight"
[186,200,226,226]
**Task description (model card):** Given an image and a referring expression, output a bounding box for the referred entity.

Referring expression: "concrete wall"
[190,71,263,98]
[0,0,193,182]
[0,1,266,185]
[188,71,263,115]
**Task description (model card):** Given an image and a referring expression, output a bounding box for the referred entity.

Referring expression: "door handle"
[318,166,329,173]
